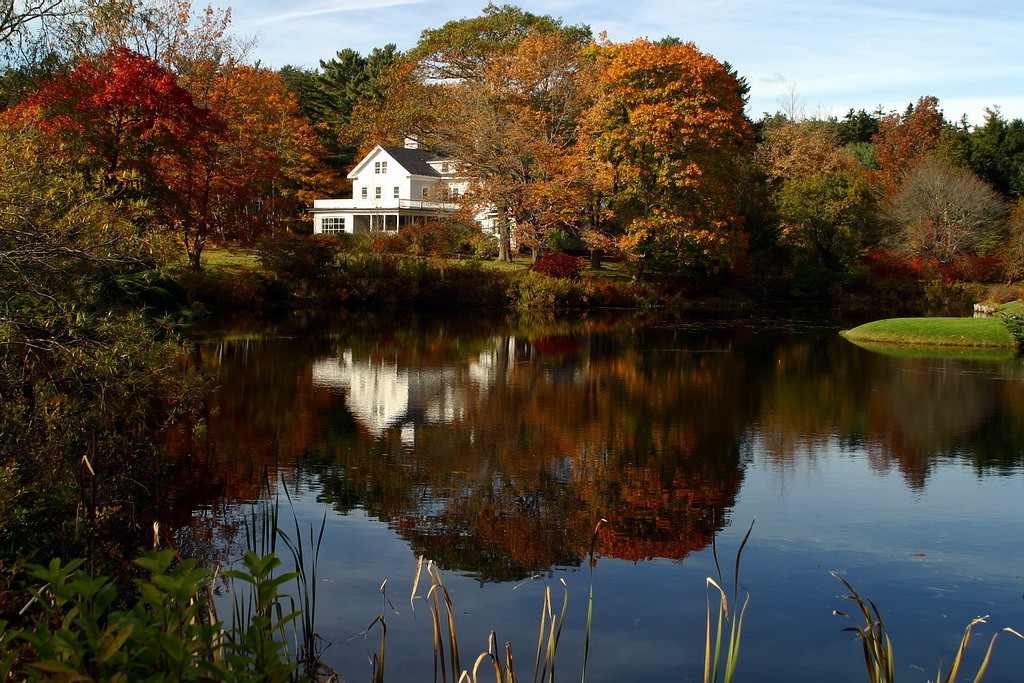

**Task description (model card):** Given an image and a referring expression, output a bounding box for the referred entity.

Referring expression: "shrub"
[112,270,189,313]
[923,278,985,313]
[254,234,344,302]
[544,228,578,253]
[511,270,580,310]
[2,549,309,681]
[470,233,499,260]
[255,233,342,280]
[173,267,265,311]
[983,283,1024,305]
[848,248,928,306]
[1000,312,1024,348]
[400,220,474,257]
[531,253,584,279]
[939,253,1002,283]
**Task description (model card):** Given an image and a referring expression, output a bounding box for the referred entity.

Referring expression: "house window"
[375,187,382,199]
[422,187,429,200]
[320,216,346,234]
[442,162,450,174]
[393,186,400,199]
[361,187,368,199]
[374,161,388,174]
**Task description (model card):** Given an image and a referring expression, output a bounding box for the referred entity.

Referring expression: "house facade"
[310,138,479,235]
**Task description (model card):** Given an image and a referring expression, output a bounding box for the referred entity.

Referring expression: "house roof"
[380,146,452,177]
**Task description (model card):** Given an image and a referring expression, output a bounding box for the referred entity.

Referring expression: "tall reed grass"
[705,520,754,683]
[833,572,1023,683]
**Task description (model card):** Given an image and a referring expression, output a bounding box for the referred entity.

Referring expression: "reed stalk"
[833,573,1023,683]
[832,574,895,683]
[704,520,754,683]
[935,616,1023,683]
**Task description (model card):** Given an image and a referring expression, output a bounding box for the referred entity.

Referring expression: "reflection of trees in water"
[165,311,1024,581]
[754,337,1024,488]
[167,313,753,580]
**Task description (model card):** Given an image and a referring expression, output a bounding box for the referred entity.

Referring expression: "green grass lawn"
[841,316,1015,348]
[197,248,259,271]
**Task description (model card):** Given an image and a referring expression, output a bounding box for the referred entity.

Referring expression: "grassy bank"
[166,246,672,313]
[841,316,1016,348]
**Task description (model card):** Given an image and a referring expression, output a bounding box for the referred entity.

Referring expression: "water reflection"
[166,311,1024,582]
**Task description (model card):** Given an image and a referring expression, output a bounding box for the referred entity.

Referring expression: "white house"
[311,137,483,235]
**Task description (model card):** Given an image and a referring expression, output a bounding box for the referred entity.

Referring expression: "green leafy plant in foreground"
[1,548,315,681]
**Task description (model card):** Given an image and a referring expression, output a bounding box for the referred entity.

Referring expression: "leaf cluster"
[2,549,308,681]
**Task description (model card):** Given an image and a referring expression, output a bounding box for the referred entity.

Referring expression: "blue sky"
[231,0,1024,125]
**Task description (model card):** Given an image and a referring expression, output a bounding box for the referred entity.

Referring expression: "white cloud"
[235,0,428,29]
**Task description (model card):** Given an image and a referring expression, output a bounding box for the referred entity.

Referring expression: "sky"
[229,0,1024,125]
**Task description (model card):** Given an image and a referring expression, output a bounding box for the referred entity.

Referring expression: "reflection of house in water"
[311,336,588,443]
[311,350,466,442]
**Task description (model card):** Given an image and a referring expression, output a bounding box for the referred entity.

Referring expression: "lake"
[166,309,1024,682]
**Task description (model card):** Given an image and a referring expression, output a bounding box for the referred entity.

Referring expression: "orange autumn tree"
[589,39,754,281]
[441,32,604,259]
[871,95,944,193]
[164,63,333,269]
[350,5,596,261]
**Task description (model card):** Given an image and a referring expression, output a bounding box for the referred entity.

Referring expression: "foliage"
[998,312,1024,348]
[999,199,1024,282]
[9,45,211,187]
[589,38,753,281]
[835,107,883,146]
[407,3,591,82]
[165,62,335,269]
[757,118,850,180]
[775,168,876,272]
[1,549,320,681]
[310,44,399,171]
[508,270,637,310]
[0,121,201,565]
[966,107,1024,199]
[7,20,334,270]
[872,95,944,192]
[530,253,584,279]
[257,234,342,277]
[393,220,475,258]
[922,278,985,313]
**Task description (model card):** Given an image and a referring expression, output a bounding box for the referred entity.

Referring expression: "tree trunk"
[497,212,513,262]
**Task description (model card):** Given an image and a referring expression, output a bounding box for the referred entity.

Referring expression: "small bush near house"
[470,232,499,260]
[254,234,343,301]
[256,233,343,279]
[512,270,581,310]
[531,252,584,279]
[399,220,475,257]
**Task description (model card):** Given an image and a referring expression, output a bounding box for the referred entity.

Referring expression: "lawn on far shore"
[841,316,1015,348]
